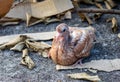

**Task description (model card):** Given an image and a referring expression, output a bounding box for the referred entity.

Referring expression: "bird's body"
[49,23,95,66]
[0,0,14,18]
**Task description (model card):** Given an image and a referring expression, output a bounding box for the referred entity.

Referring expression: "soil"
[0,2,120,82]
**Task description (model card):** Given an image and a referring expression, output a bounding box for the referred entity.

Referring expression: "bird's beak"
[56,32,62,41]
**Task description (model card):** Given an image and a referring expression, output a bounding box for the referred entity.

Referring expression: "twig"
[73,1,93,24]
[77,8,120,15]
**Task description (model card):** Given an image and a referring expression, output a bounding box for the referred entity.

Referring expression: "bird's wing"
[69,26,95,58]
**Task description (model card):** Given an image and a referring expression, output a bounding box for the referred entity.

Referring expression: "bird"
[49,23,95,66]
[0,0,14,18]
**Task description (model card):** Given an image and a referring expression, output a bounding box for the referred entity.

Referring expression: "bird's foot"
[72,59,83,66]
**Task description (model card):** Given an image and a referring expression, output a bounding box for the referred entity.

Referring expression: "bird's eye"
[62,28,66,32]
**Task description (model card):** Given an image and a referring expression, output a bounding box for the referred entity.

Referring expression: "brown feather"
[49,23,95,66]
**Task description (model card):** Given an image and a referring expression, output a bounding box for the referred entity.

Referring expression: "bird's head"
[55,23,69,41]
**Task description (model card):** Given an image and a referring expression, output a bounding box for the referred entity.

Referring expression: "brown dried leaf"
[94,13,103,20]
[56,59,120,72]
[106,17,118,33]
[38,49,49,58]
[94,0,103,2]
[106,18,112,23]
[67,73,101,82]
[73,0,93,24]
[64,11,72,19]
[26,39,51,52]
[111,17,118,33]
[104,1,112,9]
[107,0,116,8]
[26,39,51,58]
[0,35,28,50]
[6,0,73,20]
[78,13,86,21]
[26,0,37,2]
[84,13,93,25]
[20,49,35,69]
[41,50,49,58]
[118,33,120,38]
[10,42,25,51]
[94,3,103,20]
[57,79,62,82]
[104,0,116,9]
[0,31,56,45]
[0,17,20,22]
[44,18,60,25]
[80,0,94,4]
[72,1,85,21]
[26,13,43,27]
[26,12,60,26]
[0,22,19,26]
[0,17,20,26]
[88,68,97,73]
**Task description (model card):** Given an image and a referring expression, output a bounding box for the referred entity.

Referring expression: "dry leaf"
[42,52,48,58]
[0,17,20,22]
[25,39,51,58]
[78,13,86,21]
[88,68,97,73]
[104,1,112,9]
[67,73,101,82]
[94,0,103,2]
[0,35,28,50]
[94,13,102,20]
[106,18,112,23]
[56,59,120,72]
[0,22,19,26]
[107,0,116,8]
[26,0,37,2]
[0,17,20,26]
[111,17,118,33]
[26,13,60,26]
[6,0,73,26]
[73,1,85,21]
[26,39,51,52]
[64,11,72,19]
[6,0,73,20]
[73,0,93,24]
[107,17,118,33]
[118,33,120,38]
[80,0,94,4]
[106,0,116,9]
[10,42,25,51]
[0,31,56,45]
[84,13,93,25]
[57,79,62,82]
[72,0,85,22]
[17,0,37,3]
[44,18,60,25]
[94,3,103,20]
[38,49,50,58]
[26,13,43,27]
[104,0,116,9]
[20,49,35,69]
